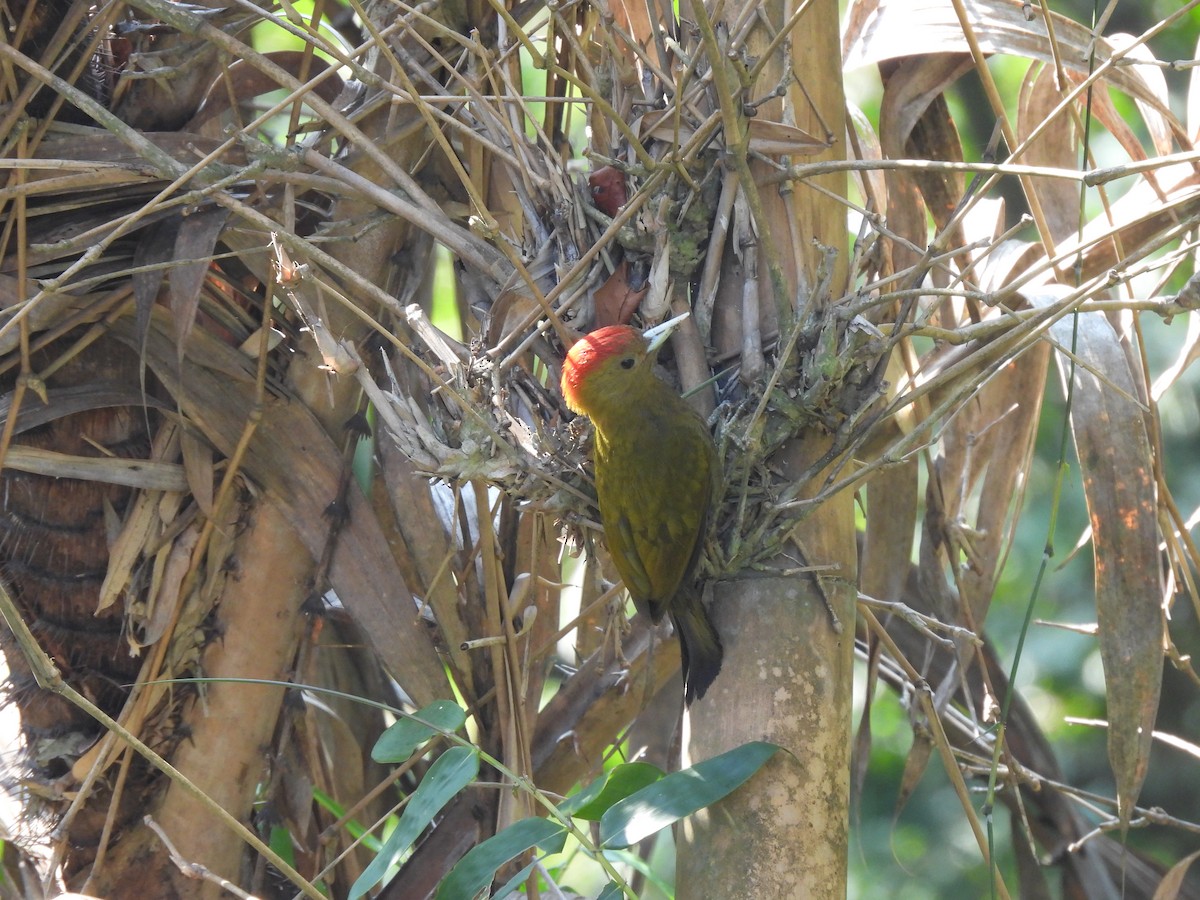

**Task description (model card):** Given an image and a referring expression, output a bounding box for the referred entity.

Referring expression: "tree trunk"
[86,501,310,898]
[677,0,853,895]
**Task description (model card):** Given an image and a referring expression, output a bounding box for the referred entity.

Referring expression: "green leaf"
[371,700,467,763]
[314,787,387,850]
[489,858,538,899]
[603,847,672,896]
[349,746,479,899]
[559,762,663,821]
[600,741,780,849]
[268,825,295,869]
[436,818,568,900]
[596,882,626,900]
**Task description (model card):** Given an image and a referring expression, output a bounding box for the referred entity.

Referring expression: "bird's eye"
[620,357,635,369]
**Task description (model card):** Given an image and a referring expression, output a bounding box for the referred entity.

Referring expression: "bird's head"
[560,314,686,417]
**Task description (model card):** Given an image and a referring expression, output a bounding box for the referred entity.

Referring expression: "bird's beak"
[643,311,690,355]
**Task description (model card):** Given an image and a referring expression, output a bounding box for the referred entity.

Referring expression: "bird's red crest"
[561,326,643,410]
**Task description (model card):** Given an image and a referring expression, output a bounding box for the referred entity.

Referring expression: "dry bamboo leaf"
[1151,311,1200,400]
[877,52,970,168]
[845,0,1184,144]
[850,636,882,817]
[532,621,681,795]
[1051,311,1162,829]
[905,92,966,240]
[98,489,162,612]
[512,513,561,730]
[169,206,230,360]
[640,230,671,321]
[138,521,201,648]
[487,289,547,347]
[878,55,970,274]
[930,338,1049,624]
[956,345,1049,621]
[1065,175,1200,286]
[33,131,249,172]
[1106,33,1175,158]
[0,275,101,355]
[134,218,180,345]
[892,722,934,824]
[188,51,346,135]
[1018,63,1081,242]
[1079,69,1155,166]
[3,445,187,490]
[1,383,167,434]
[158,488,185,526]
[376,440,475,691]
[847,103,888,218]
[959,194,1006,248]
[593,259,647,327]
[236,325,284,357]
[117,311,451,706]
[746,119,830,157]
[973,236,1041,291]
[861,452,917,606]
[634,110,827,157]
[146,522,171,624]
[180,427,214,516]
[1153,849,1200,900]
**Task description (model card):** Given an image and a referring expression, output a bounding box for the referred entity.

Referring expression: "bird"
[560,314,722,704]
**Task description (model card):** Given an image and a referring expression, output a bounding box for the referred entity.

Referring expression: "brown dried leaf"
[169,207,230,361]
[877,55,971,274]
[1107,33,1174,158]
[594,259,647,327]
[847,103,888,218]
[1065,173,1200,285]
[943,343,1050,624]
[1051,311,1162,828]
[98,489,162,613]
[845,0,1184,145]
[746,118,829,157]
[588,165,627,216]
[138,522,201,648]
[188,51,346,134]
[181,427,215,516]
[850,636,881,818]
[2,383,167,434]
[1079,70,1153,165]
[893,722,934,823]
[905,91,966,237]
[1153,849,1200,900]
[1018,63,1080,242]
[119,311,451,707]
[133,218,181,351]
[376,440,475,693]
[861,452,917,606]
[635,110,827,157]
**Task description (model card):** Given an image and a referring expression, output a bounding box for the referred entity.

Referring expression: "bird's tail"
[672,599,723,705]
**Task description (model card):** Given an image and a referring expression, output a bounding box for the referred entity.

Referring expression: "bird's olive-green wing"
[594,411,714,622]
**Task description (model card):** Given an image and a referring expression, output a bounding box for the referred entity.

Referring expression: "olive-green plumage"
[561,322,722,704]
